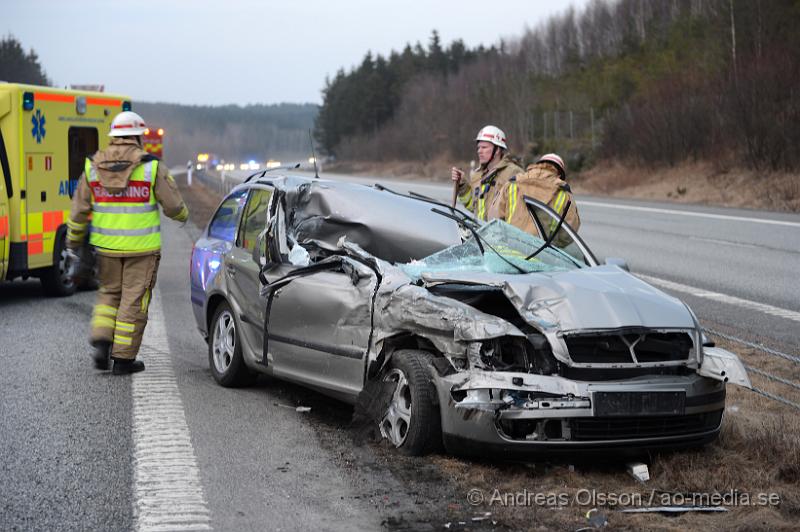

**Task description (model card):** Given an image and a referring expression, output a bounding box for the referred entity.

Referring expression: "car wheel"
[208,302,255,387]
[380,350,441,456]
[40,229,77,297]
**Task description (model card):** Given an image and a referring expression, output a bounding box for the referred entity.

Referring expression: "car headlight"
[468,335,558,375]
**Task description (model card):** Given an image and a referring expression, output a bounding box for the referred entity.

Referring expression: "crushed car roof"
[254,175,463,263]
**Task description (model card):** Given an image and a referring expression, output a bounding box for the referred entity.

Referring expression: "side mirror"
[604,257,630,272]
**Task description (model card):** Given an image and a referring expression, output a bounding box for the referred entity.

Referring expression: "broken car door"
[262,253,378,403]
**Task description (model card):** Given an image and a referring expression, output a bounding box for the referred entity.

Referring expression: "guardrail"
[704,327,800,411]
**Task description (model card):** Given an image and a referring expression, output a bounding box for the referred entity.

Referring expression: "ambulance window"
[68,127,99,197]
[237,188,272,252]
[208,189,247,242]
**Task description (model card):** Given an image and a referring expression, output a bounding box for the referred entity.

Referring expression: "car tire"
[380,350,442,456]
[208,302,255,387]
[40,229,77,297]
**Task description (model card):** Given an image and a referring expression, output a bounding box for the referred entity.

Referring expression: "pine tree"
[0,35,50,85]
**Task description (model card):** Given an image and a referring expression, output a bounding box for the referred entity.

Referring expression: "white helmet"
[475,125,507,150]
[108,111,147,137]
[537,153,566,177]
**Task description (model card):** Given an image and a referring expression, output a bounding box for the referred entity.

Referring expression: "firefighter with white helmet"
[65,110,189,374]
[490,152,581,246]
[451,125,523,221]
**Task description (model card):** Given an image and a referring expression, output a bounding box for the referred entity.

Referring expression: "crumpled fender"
[370,272,525,366]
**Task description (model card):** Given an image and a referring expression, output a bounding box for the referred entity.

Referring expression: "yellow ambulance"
[0,83,131,295]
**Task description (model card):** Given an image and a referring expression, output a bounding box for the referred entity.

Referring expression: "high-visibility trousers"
[90,254,161,360]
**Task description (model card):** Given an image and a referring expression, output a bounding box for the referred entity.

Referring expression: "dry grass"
[176,176,224,229]
[574,160,800,213]
[328,156,460,181]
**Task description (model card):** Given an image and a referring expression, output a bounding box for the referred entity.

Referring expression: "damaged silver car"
[190,175,751,457]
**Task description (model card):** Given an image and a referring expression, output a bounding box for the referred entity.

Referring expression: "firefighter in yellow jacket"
[65,111,189,374]
[489,153,580,245]
[451,125,523,221]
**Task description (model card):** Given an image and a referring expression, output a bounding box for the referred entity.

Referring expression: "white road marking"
[580,200,800,228]
[133,289,212,532]
[638,273,800,324]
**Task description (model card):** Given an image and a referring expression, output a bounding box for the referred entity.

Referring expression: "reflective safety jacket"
[67,137,188,257]
[489,162,581,238]
[85,158,161,253]
[456,154,523,221]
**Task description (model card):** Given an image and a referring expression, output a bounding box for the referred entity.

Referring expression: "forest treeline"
[315,0,800,172]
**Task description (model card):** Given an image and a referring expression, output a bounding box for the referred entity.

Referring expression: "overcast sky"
[6,0,588,106]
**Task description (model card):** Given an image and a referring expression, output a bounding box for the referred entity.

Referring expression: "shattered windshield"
[399,219,583,278]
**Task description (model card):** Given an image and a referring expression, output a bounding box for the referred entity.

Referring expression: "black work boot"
[112,358,145,375]
[91,340,112,370]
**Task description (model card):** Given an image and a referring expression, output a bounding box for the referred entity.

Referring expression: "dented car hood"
[419,265,696,333]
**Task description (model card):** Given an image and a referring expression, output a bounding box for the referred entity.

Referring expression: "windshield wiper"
[406,190,480,227]
[430,208,485,254]
[431,208,526,274]
[525,199,570,261]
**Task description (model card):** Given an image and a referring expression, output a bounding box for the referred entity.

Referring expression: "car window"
[208,189,247,241]
[237,188,273,252]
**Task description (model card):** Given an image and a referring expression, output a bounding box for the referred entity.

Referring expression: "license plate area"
[592,391,685,417]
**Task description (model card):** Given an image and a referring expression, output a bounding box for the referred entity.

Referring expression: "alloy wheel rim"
[212,310,236,373]
[380,368,412,447]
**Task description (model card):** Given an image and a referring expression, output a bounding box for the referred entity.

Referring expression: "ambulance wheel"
[41,229,77,297]
[209,301,256,387]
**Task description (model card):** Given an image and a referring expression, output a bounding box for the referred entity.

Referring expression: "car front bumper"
[433,369,726,457]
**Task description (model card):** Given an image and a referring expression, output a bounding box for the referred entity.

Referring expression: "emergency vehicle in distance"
[0,83,131,295]
[142,126,164,159]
